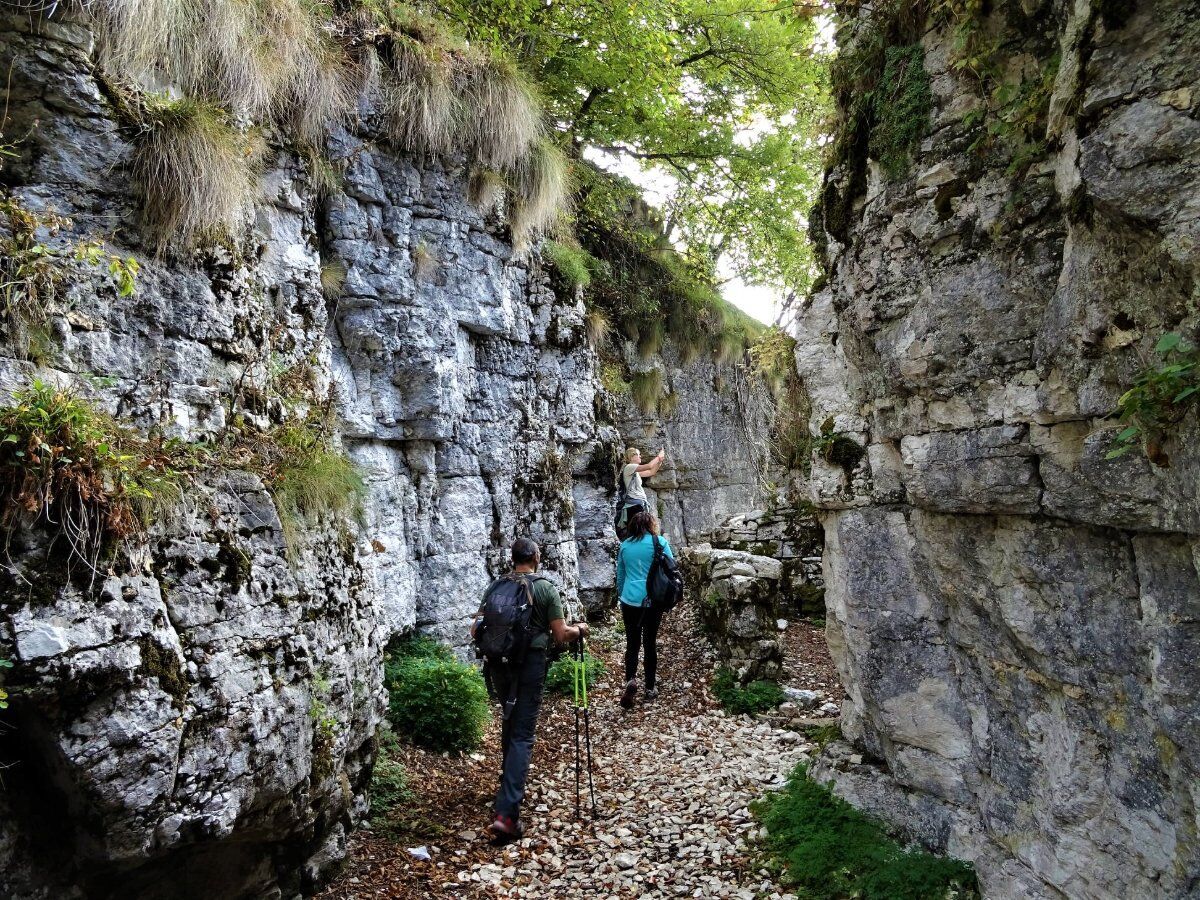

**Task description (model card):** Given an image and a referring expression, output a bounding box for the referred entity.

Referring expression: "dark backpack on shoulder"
[474,574,543,666]
[646,535,683,613]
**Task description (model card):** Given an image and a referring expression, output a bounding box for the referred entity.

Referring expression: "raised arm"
[636,449,666,476]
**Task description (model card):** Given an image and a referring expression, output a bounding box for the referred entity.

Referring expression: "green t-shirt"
[479,573,564,650]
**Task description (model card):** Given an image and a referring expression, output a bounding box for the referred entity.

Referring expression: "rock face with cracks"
[0,10,776,898]
[800,1,1200,897]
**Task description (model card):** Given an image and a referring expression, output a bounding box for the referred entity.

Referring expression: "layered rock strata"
[707,505,825,618]
[800,1,1200,897]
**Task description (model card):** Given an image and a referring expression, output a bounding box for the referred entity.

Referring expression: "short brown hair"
[511,537,539,565]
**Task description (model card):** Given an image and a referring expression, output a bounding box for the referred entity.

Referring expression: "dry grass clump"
[509,136,570,245]
[379,35,460,157]
[131,97,264,252]
[637,318,665,360]
[460,57,542,171]
[630,368,665,415]
[468,167,506,213]
[85,0,567,246]
[87,0,357,138]
[585,308,611,348]
[320,260,347,299]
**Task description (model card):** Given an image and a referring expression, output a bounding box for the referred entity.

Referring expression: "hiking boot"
[620,678,638,709]
[487,814,523,845]
[644,685,659,703]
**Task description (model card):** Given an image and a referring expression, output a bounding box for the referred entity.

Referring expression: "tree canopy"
[415,0,831,297]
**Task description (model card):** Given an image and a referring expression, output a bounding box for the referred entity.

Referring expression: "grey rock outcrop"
[683,545,784,682]
[615,350,775,542]
[708,505,825,617]
[800,1,1200,897]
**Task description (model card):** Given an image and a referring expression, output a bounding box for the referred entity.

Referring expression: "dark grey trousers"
[488,649,548,819]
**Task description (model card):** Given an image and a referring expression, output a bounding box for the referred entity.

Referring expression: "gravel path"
[321,609,841,899]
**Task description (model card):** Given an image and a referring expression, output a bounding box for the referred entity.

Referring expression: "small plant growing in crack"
[1107,332,1200,466]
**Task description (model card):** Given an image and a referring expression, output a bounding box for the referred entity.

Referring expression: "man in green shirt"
[471,537,589,842]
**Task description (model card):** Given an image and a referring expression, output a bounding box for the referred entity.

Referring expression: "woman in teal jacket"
[615,510,675,707]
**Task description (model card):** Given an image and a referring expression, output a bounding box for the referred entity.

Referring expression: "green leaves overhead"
[419,0,830,292]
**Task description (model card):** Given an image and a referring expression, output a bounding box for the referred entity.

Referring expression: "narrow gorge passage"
[321,612,842,899]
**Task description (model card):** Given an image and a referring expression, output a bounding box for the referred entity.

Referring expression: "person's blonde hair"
[623,447,640,463]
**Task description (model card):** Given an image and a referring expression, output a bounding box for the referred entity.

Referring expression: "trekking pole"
[580,637,598,820]
[572,638,582,820]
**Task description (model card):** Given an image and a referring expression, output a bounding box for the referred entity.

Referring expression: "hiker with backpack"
[470,537,589,843]
[615,510,682,708]
[614,446,665,539]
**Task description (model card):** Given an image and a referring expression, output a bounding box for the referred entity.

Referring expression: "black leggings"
[621,602,663,689]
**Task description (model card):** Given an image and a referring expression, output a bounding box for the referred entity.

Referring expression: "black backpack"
[646,535,683,612]
[474,574,543,666]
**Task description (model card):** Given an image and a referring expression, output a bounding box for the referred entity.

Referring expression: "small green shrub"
[1106,331,1199,465]
[804,723,843,749]
[601,362,630,395]
[545,650,606,696]
[0,197,140,359]
[384,647,490,753]
[0,657,12,710]
[712,667,785,714]
[813,416,866,474]
[754,765,979,900]
[369,726,412,821]
[391,633,454,662]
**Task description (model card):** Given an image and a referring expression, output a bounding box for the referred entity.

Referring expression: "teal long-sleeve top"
[616,533,675,607]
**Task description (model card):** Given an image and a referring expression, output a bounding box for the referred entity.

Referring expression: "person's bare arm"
[550,618,589,644]
[636,449,666,476]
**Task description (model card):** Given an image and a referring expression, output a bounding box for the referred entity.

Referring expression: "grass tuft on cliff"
[380,35,460,157]
[0,380,190,569]
[630,367,664,415]
[754,765,979,900]
[131,97,263,252]
[263,421,365,550]
[870,45,932,178]
[460,56,543,172]
[509,136,571,244]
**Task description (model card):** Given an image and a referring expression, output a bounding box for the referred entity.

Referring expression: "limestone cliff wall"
[0,12,599,898]
[0,10,771,897]
[799,1,1199,897]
